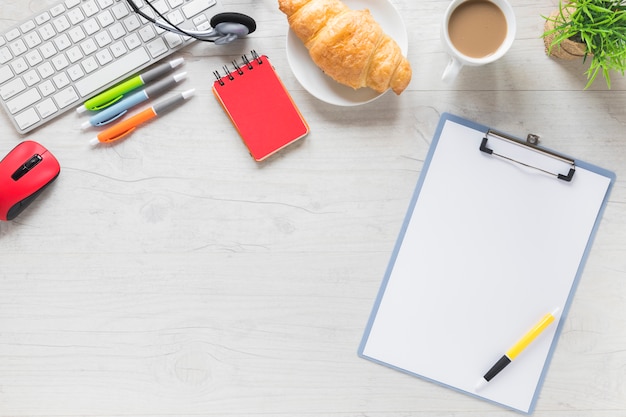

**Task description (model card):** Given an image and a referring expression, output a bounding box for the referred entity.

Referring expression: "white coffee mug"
[441,0,516,83]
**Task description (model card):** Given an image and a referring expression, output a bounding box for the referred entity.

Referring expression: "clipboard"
[358,113,615,414]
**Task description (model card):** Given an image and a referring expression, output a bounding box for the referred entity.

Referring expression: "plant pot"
[543,9,588,60]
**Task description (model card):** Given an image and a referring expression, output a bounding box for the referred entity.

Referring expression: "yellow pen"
[476,308,560,391]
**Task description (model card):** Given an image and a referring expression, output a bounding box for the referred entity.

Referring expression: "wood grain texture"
[0,0,625,416]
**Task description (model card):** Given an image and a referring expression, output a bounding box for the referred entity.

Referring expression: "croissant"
[278,0,412,95]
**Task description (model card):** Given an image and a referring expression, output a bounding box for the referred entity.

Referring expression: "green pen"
[76,57,185,113]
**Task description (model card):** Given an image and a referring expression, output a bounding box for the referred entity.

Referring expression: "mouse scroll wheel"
[11,154,43,181]
[25,154,43,169]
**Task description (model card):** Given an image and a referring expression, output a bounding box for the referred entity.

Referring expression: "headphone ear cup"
[211,12,257,35]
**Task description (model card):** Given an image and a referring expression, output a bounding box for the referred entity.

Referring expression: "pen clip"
[93,110,128,127]
[100,126,136,144]
[89,95,124,111]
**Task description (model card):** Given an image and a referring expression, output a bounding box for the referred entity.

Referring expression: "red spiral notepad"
[212,51,309,161]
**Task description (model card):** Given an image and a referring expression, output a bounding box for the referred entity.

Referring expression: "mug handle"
[442,57,463,83]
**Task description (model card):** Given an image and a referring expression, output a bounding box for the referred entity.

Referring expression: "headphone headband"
[127,0,256,44]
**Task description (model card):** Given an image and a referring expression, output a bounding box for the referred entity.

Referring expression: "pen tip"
[170,57,185,68]
[76,105,87,114]
[89,137,100,147]
[81,120,91,130]
[475,378,488,392]
[181,88,195,99]
[173,72,187,82]
[551,307,561,317]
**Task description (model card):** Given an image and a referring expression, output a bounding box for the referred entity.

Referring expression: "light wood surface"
[1,0,625,416]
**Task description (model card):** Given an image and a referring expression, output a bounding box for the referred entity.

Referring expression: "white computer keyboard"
[0,0,217,134]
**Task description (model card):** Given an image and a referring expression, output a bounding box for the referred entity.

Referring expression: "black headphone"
[126,1,256,45]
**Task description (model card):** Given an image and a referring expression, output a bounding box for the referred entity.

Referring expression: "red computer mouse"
[0,140,60,221]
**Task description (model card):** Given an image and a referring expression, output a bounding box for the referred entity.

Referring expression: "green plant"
[542,0,626,88]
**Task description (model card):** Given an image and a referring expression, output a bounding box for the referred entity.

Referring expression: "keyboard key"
[97,10,115,28]
[110,41,127,57]
[20,20,36,34]
[5,29,20,42]
[0,78,26,100]
[82,1,100,17]
[97,0,114,8]
[37,62,55,79]
[68,8,85,25]
[150,0,169,15]
[96,31,112,48]
[96,49,113,65]
[15,108,40,130]
[124,33,142,50]
[0,47,12,64]
[168,10,185,26]
[80,38,98,55]
[24,70,40,86]
[0,66,14,84]
[109,23,127,40]
[35,12,51,25]
[164,32,183,49]
[40,42,57,59]
[9,39,28,57]
[52,54,69,71]
[24,32,42,49]
[53,86,79,108]
[83,18,100,35]
[67,64,85,81]
[50,4,66,17]
[26,54,43,67]
[81,56,99,73]
[66,46,83,63]
[53,72,70,89]
[123,15,142,32]
[74,47,150,96]
[10,57,29,75]
[39,80,56,97]
[112,3,130,19]
[196,19,211,31]
[65,0,81,8]
[139,25,156,42]
[146,38,167,58]
[182,0,217,19]
[39,23,56,41]
[7,88,41,114]
[53,15,71,33]
[54,33,72,51]
[68,26,86,43]
[37,98,58,119]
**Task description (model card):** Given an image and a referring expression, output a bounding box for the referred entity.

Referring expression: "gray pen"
[82,72,188,129]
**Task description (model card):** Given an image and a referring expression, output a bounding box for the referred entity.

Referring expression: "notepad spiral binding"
[212,50,264,86]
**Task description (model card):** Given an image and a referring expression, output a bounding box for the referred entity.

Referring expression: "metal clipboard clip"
[479,130,576,182]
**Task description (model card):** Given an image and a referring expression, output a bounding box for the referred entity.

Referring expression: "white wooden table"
[0,1,624,416]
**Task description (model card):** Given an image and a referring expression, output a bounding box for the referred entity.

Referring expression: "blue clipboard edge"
[357,112,617,414]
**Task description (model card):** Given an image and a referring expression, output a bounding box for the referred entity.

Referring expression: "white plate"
[286,0,409,106]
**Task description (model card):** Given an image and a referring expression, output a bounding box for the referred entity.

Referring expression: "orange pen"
[89,89,195,146]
